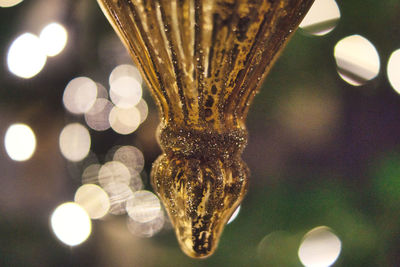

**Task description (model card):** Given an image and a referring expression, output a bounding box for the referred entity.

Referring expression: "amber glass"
[97,0,314,258]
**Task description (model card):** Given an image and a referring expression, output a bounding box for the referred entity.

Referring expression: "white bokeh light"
[109,106,141,135]
[4,123,36,161]
[84,98,113,131]
[334,35,380,86]
[39,22,68,57]
[387,49,400,94]
[63,77,98,114]
[59,123,91,162]
[126,190,161,223]
[74,184,110,219]
[109,64,142,86]
[7,33,47,79]
[50,202,92,246]
[110,76,142,108]
[300,0,340,36]
[0,0,23,8]
[298,226,342,267]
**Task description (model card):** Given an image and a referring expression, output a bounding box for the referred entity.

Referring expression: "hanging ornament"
[97,0,314,258]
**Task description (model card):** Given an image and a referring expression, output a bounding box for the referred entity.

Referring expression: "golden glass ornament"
[97,0,314,258]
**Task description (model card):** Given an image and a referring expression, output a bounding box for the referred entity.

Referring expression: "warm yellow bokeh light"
[298,226,341,267]
[50,202,92,246]
[74,184,110,219]
[59,123,91,162]
[39,22,68,57]
[334,35,380,86]
[109,106,141,135]
[0,0,23,8]
[387,49,400,94]
[4,123,36,161]
[7,33,47,79]
[300,0,340,36]
[63,77,98,114]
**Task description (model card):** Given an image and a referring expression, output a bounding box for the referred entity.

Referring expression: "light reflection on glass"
[74,184,110,219]
[63,77,98,114]
[109,106,141,135]
[84,98,113,131]
[300,0,340,36]
[50,202,92,246]
[126,190,161,223]
[59,123,91,162]
[387,49,400,94]
[7,33,47,79]
[103,182,133,215]
[82,163,101,184]
[39,22,68,57]
[227,205,241,224]
[298,226,341,267]
[334,35,380,86]
[0,0,23,8]
[4,123,36,161]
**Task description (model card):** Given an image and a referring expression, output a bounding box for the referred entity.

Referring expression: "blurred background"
[0,0,399,266]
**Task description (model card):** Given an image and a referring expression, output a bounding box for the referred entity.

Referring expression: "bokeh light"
[126,190,161,223]
[300,0,340,36]
[109,64,142,86]
[126,212,165,238]
[0,0,23,8]
[4,123,36,161]
[63,77,98,114]
[39,22,68,57]
[84,98,113,131]
[227,205,241,224]
[7,33,47,79]
[103,182,133,215]
[298,226,342,267]
[387,49,400,93]
[110,76,142,108]
[136,99,149,124]
[74,184,110,219]
[109,106,141,135]
[113,145,145,173]
[98,161,131,187]
[82,164,101,184]
[334,35,380,86]
[257,231,299,266]
[50,202,92,246]
[59,123,91,162]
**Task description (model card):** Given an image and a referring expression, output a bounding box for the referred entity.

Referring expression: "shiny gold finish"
[97,0,314,258]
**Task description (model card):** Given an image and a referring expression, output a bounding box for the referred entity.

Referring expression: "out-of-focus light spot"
[109,64,142,86]
[126,212,165,238]
[63,77,98,114]
[50,202,91,246]
[109,106,141,135]
[387,49,400,93]
[113,145,145,173]
[0,0,23,8]
[103,182,133,215]
[74,184,110,219]
[300,0,340,36]
[59,123,91,162]
[39,23,68,57]
[96,83,109,99]
[334,35,380,86]
[227,205,241,224]
[84,98,113,131]
[7,33,46,79]
[98,161,131,187]
[298,226,341,267]
[126,190,161,223]
[82,164,101,184]
[4,123,36,161]
[110,76,142,108]
[136,99,149,124]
